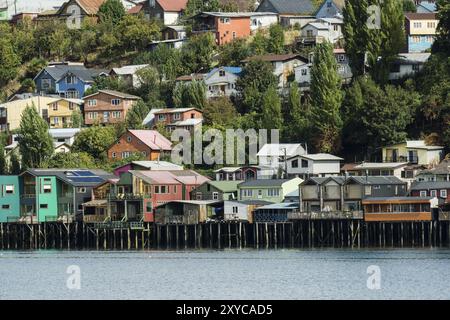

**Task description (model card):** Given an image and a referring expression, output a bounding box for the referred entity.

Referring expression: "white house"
[257,143,307,168]
[388,53,431,81]
[204,67,242,98]
[48,128,81,146]
[285,153,343,179]
[300,17,344,44]
[250,12,278,31]
[109,64,150,88]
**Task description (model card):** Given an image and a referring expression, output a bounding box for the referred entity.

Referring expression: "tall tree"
[219,38,251,66]
[181,33,217,73]
[98,0,126,25]
[71,125,117,161]
[310,42,343,153]
[261,86,283,130]
[402,0,416,12]
[0,37,20,88]
[126,100,150,129]
[283,82,310,143]
[433,0,450,54]
[266,24,285,54]
[18,105,54,169]
[172,80,207,109]
[9,152,21,175]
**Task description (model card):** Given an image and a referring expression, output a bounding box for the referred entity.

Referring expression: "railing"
[288,210,364,220]
[20,194,36,199]
[384,156,418,164]
[296,36,326,44]
[108,194,149,201]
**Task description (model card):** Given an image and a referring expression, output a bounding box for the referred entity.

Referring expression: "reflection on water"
[1,249,449,300]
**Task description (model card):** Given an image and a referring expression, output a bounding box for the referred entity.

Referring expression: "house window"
[337,54,345,62]
[258,190,262,197]
[69,102,75,110]
[412,64,420,72]
[219,70,226,77]
[364,186,372,196]
[213,192,219,200]
[430,190,437,197]
[301,68,308,76]
[40,204,48,209]
[291,159,299,168]
[5,185,14,194]
[413,22,422,28]
[232,32,237,39]
[220,17,230,24]
[52,103,58,111]
[173,185,177,193]
[158,114,166,121]
[111,99,121,106]
[41,79,51,89]
[196,192,202,200]
[420,190,427,197]
[427,22,436,28]
[306,30,313,37]
[112,111,121,118]
[53,117,59,125]
[43,184,52,193]
[2,204,10,210]
[440,190,447,198]
[77,187,86,193]
[373,185,381,190]
[127,136,132,143]
[122,151,131,158]
[233,206,238,214]
[88,99,97,106]
[142,151,147,157]
[301,159,308,168]
[66,75,77,84]
[111,152,116,158]
[173,113,181,120]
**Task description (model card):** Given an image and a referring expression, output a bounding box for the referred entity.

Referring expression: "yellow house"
[0,96,58,132]
[382,140,443,166]
[47,98,83,128]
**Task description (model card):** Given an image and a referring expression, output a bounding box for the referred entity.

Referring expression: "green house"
[0,176,20,223]
[191,180,243,201]
[237,178,303,203]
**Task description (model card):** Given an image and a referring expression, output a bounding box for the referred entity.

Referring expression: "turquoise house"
[0,176,20,223]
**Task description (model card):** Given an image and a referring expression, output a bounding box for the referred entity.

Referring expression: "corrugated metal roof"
[257,0,317,15]
[239,179,292,187]
[410,181,450,190]
[256,202,299,210]
[128,130,172,151]
[207,180,243,192]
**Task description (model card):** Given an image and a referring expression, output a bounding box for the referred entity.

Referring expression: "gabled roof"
[24,169,113,187]
[243,54,302,63]
[347,176,406,185]
[354,162,409,170]
[405,12,437,20]
[157,0,188,12]
[256,0,317,15]
[205,67,243,79]
[128,3,143,14]
[83,89,141,100]
[128,129,172,151]
[257,143,306,157]
[290,153,343,161]
[110,64,149,76]
[58,0,106,16]
[410,181,450,190]
[48,128,82,139]
[419,159,450,175]
[196,11,277,18]
[130,170,209,185]
[239,178,296,188]
[34,64,107,83]
[131,161,183,171]
[204,180,243,192]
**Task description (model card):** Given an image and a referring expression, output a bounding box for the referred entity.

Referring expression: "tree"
[117,15,160,52]
[186,0,220,16]
[433,0,450,54]
[71,125,117,160]
[203,97,239,126]
[0,37,21,87]
[173,80,207,109]
[260,86,283,130]
[126,100,150,129]
[235,59,278,113]
[402,0,416,12]
[250,30,267,55]
[219,39,251,66]
[266,24,285,54]
[343,0,380,77]
[19,79,36,93]
[71,109,83,128]
[44,152,97,169]
[310,42,343,153]
[18,104,54,169]
[181,33,216,73]
[0,143,6,175]
[283,82,311,143]
[342,76,419,158]
[9,152,21,174]
[98,0,126,25]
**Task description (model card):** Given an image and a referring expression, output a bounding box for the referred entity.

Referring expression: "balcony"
[288,210,364,220]
[108,193,150,201]
[384,155,419,164]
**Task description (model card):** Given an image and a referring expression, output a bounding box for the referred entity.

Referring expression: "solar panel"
[69,176,105,183]
[72,171,93,177]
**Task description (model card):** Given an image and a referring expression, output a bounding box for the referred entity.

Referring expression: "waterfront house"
[382,140,443,166]
[114,160,183,177]
[107,129,172,161]
[142,108,203,133]
[285,153,343,179]
[191,12,278,45]
[0,176,20,223]
[299,176,407,213]
[34,62,107,98]
[204,67,242,98]
[362,196,438,222]
[223,200,271,222]
[47,98,83,128]
[256,0,316,27]
[20,169,112,223]
[0,96,58,132]
[191,180,242,201]
[154,200,223,224]
[410,181,450,206]
[388,53,431,81]
[257,143,307,168]
[253,202,299,223]
[83,90,141,125]
[214,166,278,181]
[243,54,305,88]
[405,12,438,53]
[238,178,303,203]
[109,65,149,89]
[415,159,450,182]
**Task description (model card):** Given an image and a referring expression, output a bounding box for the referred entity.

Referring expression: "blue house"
[0,176,20,223]
[405,13,438,53]
[315,0,344,19]
[34,63,107,99]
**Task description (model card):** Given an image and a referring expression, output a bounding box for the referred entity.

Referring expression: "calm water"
[1,249,450,300]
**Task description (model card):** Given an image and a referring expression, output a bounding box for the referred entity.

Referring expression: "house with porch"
[83,90,141,125]
[204,67,242,98]
[0,176,20,223]
[108,129,172,161]
[300,17,344,45]
[238,178,303,203]
[382,140,443,166]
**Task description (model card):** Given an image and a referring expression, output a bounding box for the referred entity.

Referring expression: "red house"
[410,181,450,206]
